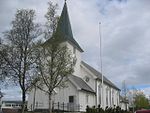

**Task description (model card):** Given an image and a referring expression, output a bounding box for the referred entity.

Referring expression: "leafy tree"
[134,92,149,110]
[34,2,76,113]
[0,9,41,113]
[36,36,75,113]
[44,1,59,39]
[0,38,6,81]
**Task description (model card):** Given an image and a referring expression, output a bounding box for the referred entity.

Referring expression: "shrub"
[86,105,130,113]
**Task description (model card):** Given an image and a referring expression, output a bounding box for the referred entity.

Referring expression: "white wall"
[27,86,49,111]
[78,91,95,111]
[96,80,120,109]
[65,42,82,77]
[54,80,78,104]
[80,65,96,91]
[27,80,79,111]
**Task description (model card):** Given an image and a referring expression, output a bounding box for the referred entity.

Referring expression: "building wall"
[27,86,49,111]
[53,81,79,104]
[96,80,120,108]
[80,65,96,91]
[27,80,79,111]
[78,91,95,111]
[65,42,82,77]
[1,101,22,109]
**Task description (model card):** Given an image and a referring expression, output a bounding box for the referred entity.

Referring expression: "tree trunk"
[21,90,26,113]
[49,94,52,113]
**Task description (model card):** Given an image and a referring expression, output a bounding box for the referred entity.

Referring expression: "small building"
[1,101,22,109]
[0,89,3,112]
[27,1,120,112]
[120,96,129,110]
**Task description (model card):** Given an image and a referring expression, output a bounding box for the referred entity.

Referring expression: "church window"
[116,92,119,106]
[98,84,101,105]
[109,89,111,106]
[106,89,108,106]
[69,96,74,103]
[112,91,114,105]
[86,94,89,103]
[36,101,38,108]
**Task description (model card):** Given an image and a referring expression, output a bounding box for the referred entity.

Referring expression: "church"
[27,1,120,112]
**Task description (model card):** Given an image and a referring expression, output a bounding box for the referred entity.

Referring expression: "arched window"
[106,87,109,106]
[98,84,102,105]
[112,90,114,105]
[109,89,111,106]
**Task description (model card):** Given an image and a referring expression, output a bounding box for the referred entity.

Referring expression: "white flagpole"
[99,22,104,108]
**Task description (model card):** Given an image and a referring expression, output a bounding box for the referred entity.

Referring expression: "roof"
[81,61,120,91]
[69,75,95,94]
[45,2,83,52]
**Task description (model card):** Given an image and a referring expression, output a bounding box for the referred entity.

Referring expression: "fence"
[52,102,81,112]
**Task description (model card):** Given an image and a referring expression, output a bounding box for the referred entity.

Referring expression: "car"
[136,109,150,113]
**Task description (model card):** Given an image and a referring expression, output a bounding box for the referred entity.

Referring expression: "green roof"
[56,2,73,41]
[55,2,83,52]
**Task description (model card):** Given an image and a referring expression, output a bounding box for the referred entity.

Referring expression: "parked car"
[136,109,150,113]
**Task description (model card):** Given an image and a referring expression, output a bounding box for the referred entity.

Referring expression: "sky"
[0,0,150,100]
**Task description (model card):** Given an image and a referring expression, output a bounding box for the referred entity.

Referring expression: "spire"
[57,2,73,40]
[55,2,84,52]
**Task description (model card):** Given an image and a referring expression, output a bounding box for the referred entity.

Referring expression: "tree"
[0,9,41,113]
[134,92,149,110]
[0,38,6,81]
[35,2,76,113]
[44,1,59,39]
[36,35,76,113]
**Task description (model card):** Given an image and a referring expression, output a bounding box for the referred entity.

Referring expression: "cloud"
[1,0,150,98]
[1,86,21,100]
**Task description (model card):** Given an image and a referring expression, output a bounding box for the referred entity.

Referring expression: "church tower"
[54,1,84,76]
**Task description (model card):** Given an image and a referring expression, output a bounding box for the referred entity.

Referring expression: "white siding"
[54,81,78,104]
[80,65,96,91]
[65,42,82,77]
[27,87,49,111]
[78,91,95,111]
[96,80,120,108]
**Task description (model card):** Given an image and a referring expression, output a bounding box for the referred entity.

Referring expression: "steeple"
[57,2,73,40]
[55,1,84,52]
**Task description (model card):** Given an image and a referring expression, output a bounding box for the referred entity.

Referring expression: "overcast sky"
[1,0,150,100]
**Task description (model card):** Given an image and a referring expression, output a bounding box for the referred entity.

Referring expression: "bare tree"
[44,1,59,39]
[0,9,41,113]
[36,34,76,113]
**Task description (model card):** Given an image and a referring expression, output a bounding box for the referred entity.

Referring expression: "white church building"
[27,2,120,112]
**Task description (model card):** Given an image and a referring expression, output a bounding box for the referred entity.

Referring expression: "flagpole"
[99,22,104,108]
